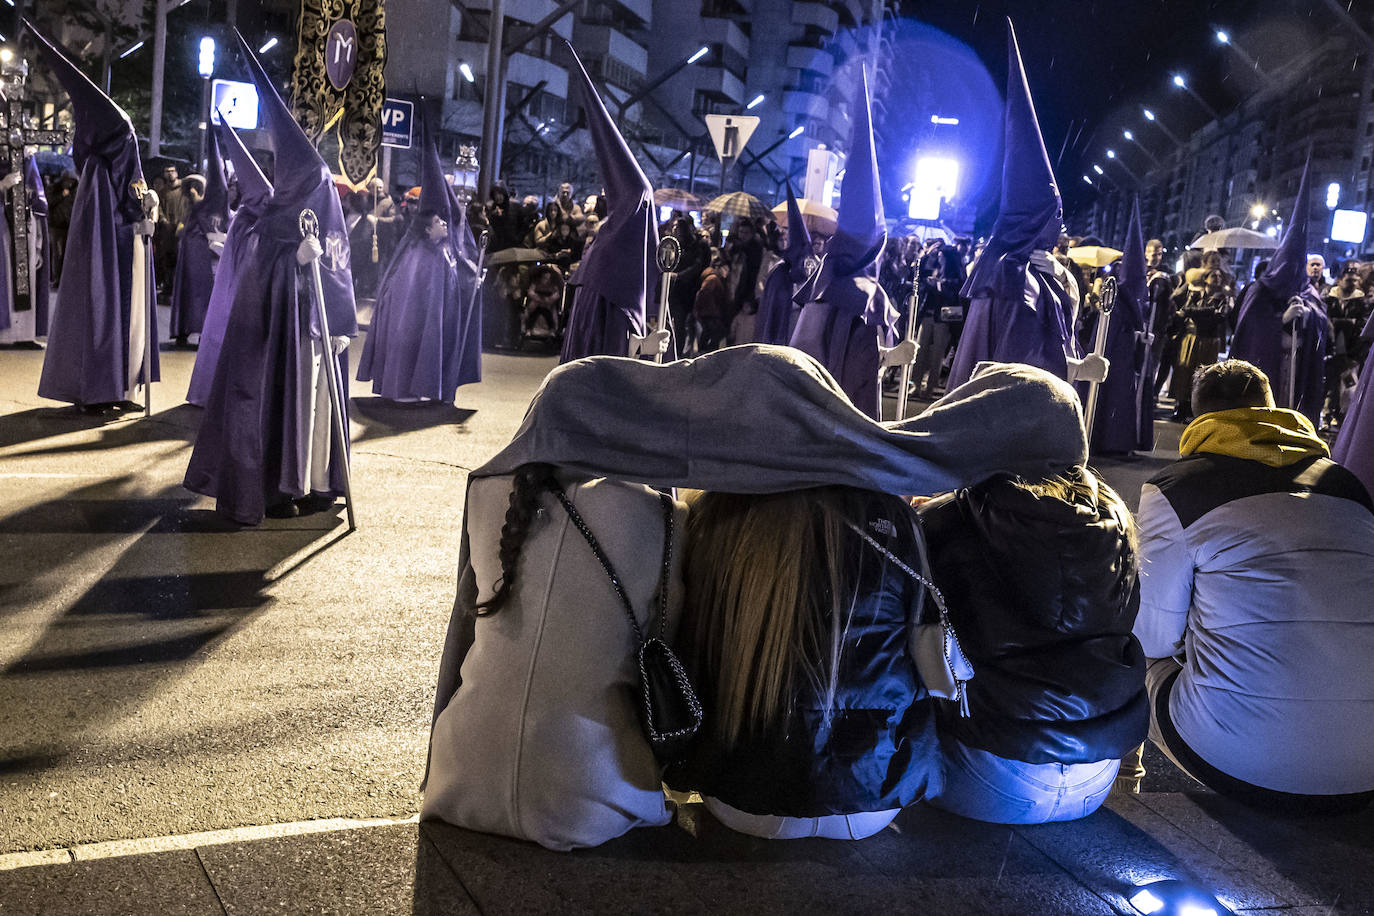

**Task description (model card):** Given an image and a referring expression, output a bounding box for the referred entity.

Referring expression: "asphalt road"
[0,309,1185,855]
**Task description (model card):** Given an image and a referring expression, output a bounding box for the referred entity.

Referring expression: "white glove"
[297,236,324,266]
[329,335,350,355]
[207,231,227,256]
[1283,303,1304,324]
[0,172,21,192]
[140,188,160,221]
[1068,353,1109,383]
[631,328,671,357]
[1135,330,1155,349]
[879,339,917,368]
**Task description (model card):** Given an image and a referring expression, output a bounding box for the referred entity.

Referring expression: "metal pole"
[1287,299,1301,410]
[654,236,680,364]
[477,0,506,204]
[142,223,155,417]
[1083,276,1117,445]
[199,77,211,169]
[895,275,921,421]
[299,209,357,532]
[149,0,168,156]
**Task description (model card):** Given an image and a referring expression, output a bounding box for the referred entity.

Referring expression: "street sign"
[381,98,414,149]
[210,79,260,130]
[705,114,760,162]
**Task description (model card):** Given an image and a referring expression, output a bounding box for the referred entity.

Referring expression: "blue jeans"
[929,740,1120,825]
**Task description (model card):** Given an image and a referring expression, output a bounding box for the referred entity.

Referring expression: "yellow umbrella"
[1066,245,1124,268]
[771,197,839,236]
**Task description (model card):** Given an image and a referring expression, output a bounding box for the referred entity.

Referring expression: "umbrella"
[771,197,838,236]
[654,188,703,210]
[1066,245,1123,267]
[705,191,771,222]
[487,247,550,266]
[1189,226,1280,250]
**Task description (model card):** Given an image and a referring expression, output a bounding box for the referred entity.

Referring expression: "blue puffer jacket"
[665,497,941,817]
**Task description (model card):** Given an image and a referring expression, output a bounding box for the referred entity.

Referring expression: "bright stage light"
[907,155,959,220]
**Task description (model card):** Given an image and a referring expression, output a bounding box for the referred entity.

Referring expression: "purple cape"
[0,157,52,336]
[183,243,349,524]
[169,135,230,337]
[788,275,898,419]
[29,20,158,404]
[756,186,811,345]
[358,233,477,401]
[1090,201,1150,454]
[1333,315,1374,494]
[947,262,1075,389]
[187,121,273,407]
[1232,283,1329,425]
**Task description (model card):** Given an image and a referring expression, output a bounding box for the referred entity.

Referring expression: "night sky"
[887,0,1356,226]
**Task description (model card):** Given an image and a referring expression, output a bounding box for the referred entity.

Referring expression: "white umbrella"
[1188,227,1280,250]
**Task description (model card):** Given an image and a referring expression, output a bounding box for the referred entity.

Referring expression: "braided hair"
[475,463,560,616]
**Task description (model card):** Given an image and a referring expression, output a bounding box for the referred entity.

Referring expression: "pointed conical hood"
[416,107,454,228]
[1119,198,1147,319]
[558,40,659,360]
[234,30,335,209]
[564,40,653,219]
[995,19,1062,255]
[25,19,140,175]
[783,184,812,273]
[198,128,231,230]
[827,68,885,272]
[213,114,272,209]
[1261,157,1311,298]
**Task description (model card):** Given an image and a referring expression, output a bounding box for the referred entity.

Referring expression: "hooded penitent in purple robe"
[187,117,274,407]
[1090,199,1151,454]
[559,42,662,363]
[0,156,52,343]
[184,32,357,525]
[1333,312,1374,495]
[1231,160,1329,426]
[755,185,812,345]
[169,131,230,339]
[357,108,481,401]
[947,20,1077,391]
[28,20,158,406]
[788,70,897,419]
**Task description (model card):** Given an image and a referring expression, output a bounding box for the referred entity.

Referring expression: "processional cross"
[0,54,71,310]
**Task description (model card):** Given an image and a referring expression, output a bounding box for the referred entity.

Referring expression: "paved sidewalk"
[2,785,1372,915]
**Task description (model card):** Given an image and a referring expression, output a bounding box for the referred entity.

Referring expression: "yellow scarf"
[1179,407,1329,467]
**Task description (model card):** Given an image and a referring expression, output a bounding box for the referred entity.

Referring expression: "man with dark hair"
[1133,359,1374,811]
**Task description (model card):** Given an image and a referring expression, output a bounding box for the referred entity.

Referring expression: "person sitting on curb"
[1133,359,1374,813]
[917,393,1147,824]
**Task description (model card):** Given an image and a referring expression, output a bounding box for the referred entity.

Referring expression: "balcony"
[791,1,839,35]
[574,24,649,75]
[786,44,833,77]
[701,16,750,58]
[783,89,828,121]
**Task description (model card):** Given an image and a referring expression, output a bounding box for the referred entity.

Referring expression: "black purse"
[547,482,703,762]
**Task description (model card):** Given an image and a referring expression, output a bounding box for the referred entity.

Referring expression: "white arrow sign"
[705,114,760,163]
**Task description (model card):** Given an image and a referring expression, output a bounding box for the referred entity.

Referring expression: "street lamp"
[1170,72,1221,121]
[687,45,709,65]
[459,62,475,83]
[197,36,216,168]
[788,125,804,140]
[1214,26,1277,87]
[258,37,278,54]
[746,93,765,110]
[1105,151,1141,184]
[1092,164,1104,175]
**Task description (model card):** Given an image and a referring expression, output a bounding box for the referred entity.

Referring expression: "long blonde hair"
[679,487,911,748]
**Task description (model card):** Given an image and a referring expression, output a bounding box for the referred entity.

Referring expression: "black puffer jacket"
[918,469,1148,765]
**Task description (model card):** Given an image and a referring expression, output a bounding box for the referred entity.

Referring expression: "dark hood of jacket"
[919,468,1148,765]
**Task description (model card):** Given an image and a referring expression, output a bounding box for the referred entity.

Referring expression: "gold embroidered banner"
[291,0,387,185]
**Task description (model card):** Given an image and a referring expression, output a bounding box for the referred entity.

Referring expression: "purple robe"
[187,119,272,407]
[1090,201,1150,454]
[789,274,898,419]
[29,22,159,405]
[1232,283,1330,426]
[948,259,1075,389]
[169,135,230,338]
[0,157,52,338]
[183,33,356,524]
[1333,313,1374,495]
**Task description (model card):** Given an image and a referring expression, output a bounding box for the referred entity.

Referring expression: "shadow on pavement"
[0,477,343,776]
[0,403,202,457]
[350,396,476,446]
[0,405,117,451]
